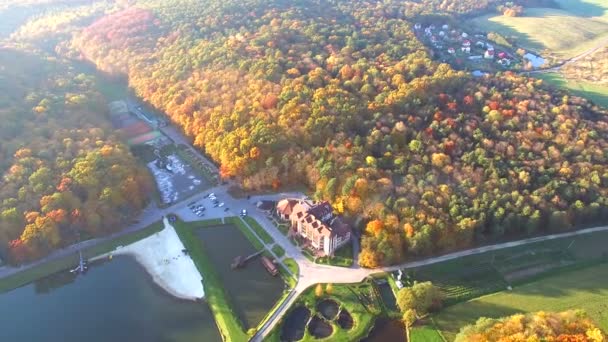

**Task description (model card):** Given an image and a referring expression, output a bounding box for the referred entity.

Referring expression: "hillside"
[0,48,153,263]
[6,0,608,267]
[471,7,608,59]
[562,46,608,85]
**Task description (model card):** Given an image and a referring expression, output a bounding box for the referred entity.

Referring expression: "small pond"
[362,318,406,342]
[316,299,340,320]
[337,309,353,330]
[523,52,546,68]
[308,314,333,339]
[377,282,398,312]
[196,224,284,329]
[280,306,311,341]
[0,256,221,342]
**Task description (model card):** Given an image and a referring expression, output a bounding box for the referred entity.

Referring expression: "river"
[0,256,221,342]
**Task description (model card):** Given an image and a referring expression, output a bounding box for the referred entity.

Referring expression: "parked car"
[196,212,205,217]
[218,202,225,207]
[240,209,248,217]
[224,208,229,212]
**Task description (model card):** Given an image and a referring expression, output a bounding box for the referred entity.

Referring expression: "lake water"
[0,256,222,342]
[196,224,285,329]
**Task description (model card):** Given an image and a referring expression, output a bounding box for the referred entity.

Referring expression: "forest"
[0,48,152,263]
[4,0,608,266]
[455,310,605,341]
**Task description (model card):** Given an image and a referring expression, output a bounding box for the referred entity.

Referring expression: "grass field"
[315,243,354,267]
[243,216,274,244]
[410,325,444,342]
[434,263,608,341]
[471,5,608,58]
[537,72,608,107]
[0,221,164,293]
[399,229,608,306]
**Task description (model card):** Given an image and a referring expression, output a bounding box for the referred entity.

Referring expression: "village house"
[461,39,471,53]
[276,199,352,256]
[484,46,495,59]
[414,23,422,30]
[442,24,449,30]
[461,32,469,38]
[448,47,456,54]
[498,58,511,66]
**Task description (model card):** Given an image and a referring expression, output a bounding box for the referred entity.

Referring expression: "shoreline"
[93,217,205,301]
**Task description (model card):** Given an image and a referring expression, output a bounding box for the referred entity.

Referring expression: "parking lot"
[175,192,248,221]
[148,154,213,205]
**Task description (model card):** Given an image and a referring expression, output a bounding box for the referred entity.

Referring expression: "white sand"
[98,218,205,300]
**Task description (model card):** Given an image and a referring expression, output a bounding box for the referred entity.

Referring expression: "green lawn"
[315,243,354,267]
[0,221,164,293]
[555,0,608,23]
[410,325,444,342]
[243,216,273,244]
[434,263,608,341]
[227,217,265,250]
[283,258,299,278]
[536,72,608,107]
[471,6,608,58]
[269,282,382,342]
[173,220,248,342]
[272,244,285,258]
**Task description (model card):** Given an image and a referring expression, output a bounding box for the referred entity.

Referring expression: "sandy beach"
[96,217,205,301]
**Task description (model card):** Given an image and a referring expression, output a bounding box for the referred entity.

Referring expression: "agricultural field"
[471,4,608,59]
[433,263,608,341]
[397,230,608,305]
[536,72,608,107]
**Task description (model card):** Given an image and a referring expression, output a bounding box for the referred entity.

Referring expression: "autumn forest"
[1,0,608,267]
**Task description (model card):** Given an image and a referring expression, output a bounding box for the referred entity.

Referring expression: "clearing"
[471,5,608,59]
[434,262,608,341]
[537,72,608,107]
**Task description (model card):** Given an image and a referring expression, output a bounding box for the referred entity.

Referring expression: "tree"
[455,310,605,342]
[397,281,444,314]
[402,308,417,328]
[315,283,324,297]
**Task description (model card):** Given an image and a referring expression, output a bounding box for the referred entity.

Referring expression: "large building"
[276,199,351,256]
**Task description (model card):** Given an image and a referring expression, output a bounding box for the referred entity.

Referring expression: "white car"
[218,202,225,207]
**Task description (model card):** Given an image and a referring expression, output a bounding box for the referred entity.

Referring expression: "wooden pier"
[231,250,264,269]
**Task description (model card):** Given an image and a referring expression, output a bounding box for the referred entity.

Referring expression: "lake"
[0,256,221,342]
[196,224,285,329]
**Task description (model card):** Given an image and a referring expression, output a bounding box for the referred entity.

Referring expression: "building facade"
[276,199,351,256]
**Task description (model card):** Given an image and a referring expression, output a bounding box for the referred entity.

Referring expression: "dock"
[260,256,278,276]
[231,250,264,269]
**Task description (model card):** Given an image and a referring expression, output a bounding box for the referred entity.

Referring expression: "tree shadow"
[555,0,607,19]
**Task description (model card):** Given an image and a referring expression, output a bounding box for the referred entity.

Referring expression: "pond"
[377,282,398,312]
[362,318,407,342]
[0,256,221,342]
[281,306,311,341]
[308,314,333,339]
[316,299,340,320]
[523,53,546,68]
[196,224,284,329]
[337,309,354,330]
